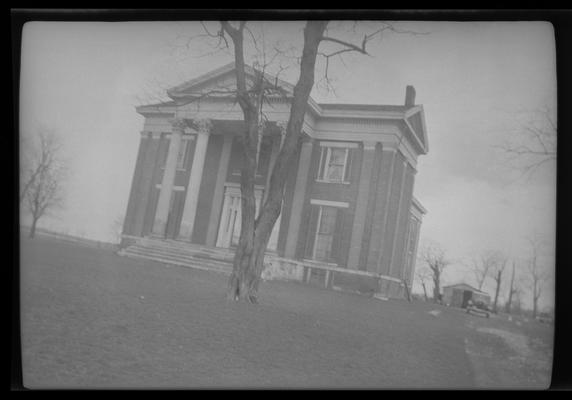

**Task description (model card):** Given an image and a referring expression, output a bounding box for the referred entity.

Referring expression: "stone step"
[137,238,235,261]
[128,244,233,266]
[124,245,233,270]
[120,247,233,275]
[121,247,202,267]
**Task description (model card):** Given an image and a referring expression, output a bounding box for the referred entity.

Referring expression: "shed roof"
[442,283,490,296]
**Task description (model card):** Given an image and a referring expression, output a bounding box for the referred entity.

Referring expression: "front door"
[218,192,242,248]
[216,185,280,250]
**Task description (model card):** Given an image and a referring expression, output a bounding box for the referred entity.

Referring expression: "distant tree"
[510,285,524,316]
[20,129,67,238]
[489,252,508,313]
[498,106,556,179]
[419,242,450,304]
[504,261,519,314]
[415,266,432,302]
[524,234,551,319]
[468,251,498,290]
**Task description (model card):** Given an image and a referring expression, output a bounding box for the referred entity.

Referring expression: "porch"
[118,235,407,299]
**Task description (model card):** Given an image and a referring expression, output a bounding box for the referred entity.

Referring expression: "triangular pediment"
[167,62,296,100]
[405,107,429,154]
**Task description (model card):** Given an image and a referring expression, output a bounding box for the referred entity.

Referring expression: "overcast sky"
[19,21,556,309]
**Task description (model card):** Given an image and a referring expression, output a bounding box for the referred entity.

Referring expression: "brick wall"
[358,143,383,271]
[366,148,397,273]
[378,152,406,276]
[389,163,415,278]
[142,134,169,235]
[294,141,362,266]
[130,133,161,236]
[123,133,148,235]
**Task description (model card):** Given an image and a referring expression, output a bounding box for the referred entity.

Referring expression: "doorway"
[461,290,473,308]
[216,185,280,250]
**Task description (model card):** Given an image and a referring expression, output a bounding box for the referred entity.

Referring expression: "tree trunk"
[227,114,260,303]
[422,282,429,302]
[403,280,412,302]
[432,269,441,303]
[505,262,516,313]
[29,216,38,238]
[493,270,502,313]
[225,21,328,303]
[532,285,539,319]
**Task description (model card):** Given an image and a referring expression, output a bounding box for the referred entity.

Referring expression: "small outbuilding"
[442,283,491,308]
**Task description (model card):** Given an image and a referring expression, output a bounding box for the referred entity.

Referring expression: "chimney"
[405,85,416,107]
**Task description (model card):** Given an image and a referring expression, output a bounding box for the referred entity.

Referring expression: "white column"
[216,190,232,247]
[178,118,212,241]
[151,118,186,236]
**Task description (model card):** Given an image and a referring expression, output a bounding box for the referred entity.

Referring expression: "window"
[317,146,352,183]
[314,206,338,261]
[176,139,189,170]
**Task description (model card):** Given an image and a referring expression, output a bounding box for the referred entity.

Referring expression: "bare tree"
[176,21,425,303]
[510,284,524,316]
[498,106,556,179]
[419,242,450,304]
[524,234,551,319]
[415,266,432,302]
[20,129,67,238]
[504,260,518,314]
[489,252,508,314]
[468,251,499,291]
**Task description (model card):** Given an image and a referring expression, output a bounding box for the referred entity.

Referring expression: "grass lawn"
[18,236,553,389]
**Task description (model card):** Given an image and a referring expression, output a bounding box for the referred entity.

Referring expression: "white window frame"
[309,199,349,262]
[313,205,336,261]
[316,142,357,184]
[310,199,349,208]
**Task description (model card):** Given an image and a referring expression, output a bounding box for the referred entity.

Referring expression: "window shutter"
[344,148,354,183]
[331,209,345,264]
[317,147,327,180]
[304,205,320,259]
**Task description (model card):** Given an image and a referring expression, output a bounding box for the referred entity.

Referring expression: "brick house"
[120,63,428,293]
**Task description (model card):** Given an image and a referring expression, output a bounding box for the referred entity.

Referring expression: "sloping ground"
[19,236,552,389]
[463,312,553,389]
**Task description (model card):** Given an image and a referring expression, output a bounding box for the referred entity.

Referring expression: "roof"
[138,100,178,108]
[136,62,429,155]
[318,103,411,113]
[442,283,490,296]
[161,62,420,118]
